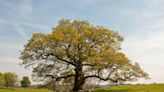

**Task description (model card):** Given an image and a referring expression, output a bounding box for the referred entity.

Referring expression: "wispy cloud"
[144,0,164,7]
[0,0,164,83]
[19,0,32,15]
[0,41,22,50]
[0,19,51,40]
[13,24,28,40]
[71,0,103,6]
[0,19,27,40]
[121,1,164,83]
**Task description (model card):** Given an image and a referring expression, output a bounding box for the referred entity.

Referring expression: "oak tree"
[20,19,149,91]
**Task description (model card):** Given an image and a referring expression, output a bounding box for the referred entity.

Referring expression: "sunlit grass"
[0,88,53,92]
[94,84,164,92]
[1,84,164,92]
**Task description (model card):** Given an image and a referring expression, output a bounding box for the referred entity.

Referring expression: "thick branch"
[118,73,135,81]
[84,75,116,82]
[84,73,135,83]
[34,50,76,66]
[84,68,135,83]
[54,55,75,66]
[46,74,75,82]
[83,63,95,66]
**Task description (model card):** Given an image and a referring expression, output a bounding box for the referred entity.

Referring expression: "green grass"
[0,88,53,92]
[94,84,164,92]
[0,84,164,92]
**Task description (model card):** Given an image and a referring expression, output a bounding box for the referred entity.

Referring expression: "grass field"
[94,84,164,92]
[0,88,53,92]
[0,84,164,92]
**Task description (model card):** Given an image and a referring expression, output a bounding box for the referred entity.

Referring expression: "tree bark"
[72,64,85,92]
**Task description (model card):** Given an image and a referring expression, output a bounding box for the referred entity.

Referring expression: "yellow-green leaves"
[20,19,148,88]
[21,19,127,67]
[24,33,47,50]
[52,31,65,41]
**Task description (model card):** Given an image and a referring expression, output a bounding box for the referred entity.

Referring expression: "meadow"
[0,84,164,92]
[94,84,164,92]
[0,88,53,92]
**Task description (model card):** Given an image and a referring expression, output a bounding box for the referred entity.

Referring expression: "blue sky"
[0,0,164,84]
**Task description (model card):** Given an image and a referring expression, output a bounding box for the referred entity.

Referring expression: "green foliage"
[21,76,31,88]
[94,84,164,92]
[0,73,5,86]
[20,19,149,91]
[4,72,19,88]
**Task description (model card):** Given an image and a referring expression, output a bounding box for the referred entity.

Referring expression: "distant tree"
[20,19,149,92]
[21,76,31,88]
[4,72,19,88]
[0,73,5,87]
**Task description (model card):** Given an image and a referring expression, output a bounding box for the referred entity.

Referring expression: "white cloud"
[0,18,51,40]
[0,19,27,40]
[0,0,32,15]
[144,0,164,7]
[0,41,22,50]
[13,24,28,40]
[121,2,164,83]
[70,0,103,6]
[19,0,32,15]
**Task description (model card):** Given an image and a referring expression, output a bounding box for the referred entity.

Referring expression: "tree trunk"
[72,65,85,92]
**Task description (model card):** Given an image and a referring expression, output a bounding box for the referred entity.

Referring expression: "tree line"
[0,72,31,88]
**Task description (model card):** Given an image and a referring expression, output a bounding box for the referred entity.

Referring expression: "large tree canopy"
[20,19,148,91]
